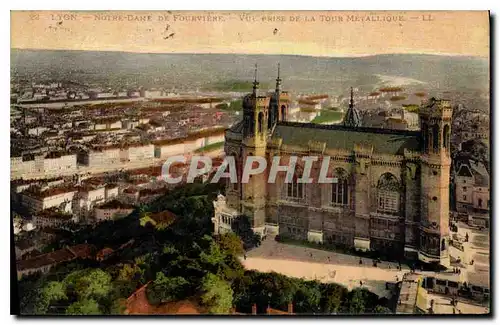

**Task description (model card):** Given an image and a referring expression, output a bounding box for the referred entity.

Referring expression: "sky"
[11,11,490,57]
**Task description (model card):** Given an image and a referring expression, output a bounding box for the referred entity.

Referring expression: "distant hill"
[10,49,489,94]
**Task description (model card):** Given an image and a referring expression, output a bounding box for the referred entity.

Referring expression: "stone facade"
[213,70,452,267]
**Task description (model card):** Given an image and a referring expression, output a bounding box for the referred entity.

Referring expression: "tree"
[294,281,322,313]
[346,288,366,314]
[200,273,234,314]
[162,244,179,255]
[374,305,392,314]
[41,281,67,304]
[320,283,348,314]
[63,269,112,301]
[231,274,254,313]
[65,298,101,315]
[247,272,297,312]
[343,288,380,314]
[106,264,144,311]
[18,278,45,315]
[146,272,189,305]
[139,214,155,227]
[231,216,261,250]
[200,239,226,268]
[218,254,245,282]
[215,233,244,257]
[109,298,127,315]
[116,263,144,284]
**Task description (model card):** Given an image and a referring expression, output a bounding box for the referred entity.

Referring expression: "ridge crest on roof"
[276,121,420,137]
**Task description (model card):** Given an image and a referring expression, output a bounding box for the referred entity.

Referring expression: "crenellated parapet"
[308,140,326,155]
[279,91,291,102]
[243,94,271,111]
[267,137,283,150]
[353,143,374,158]
[256,96,270,108]
[371,153,404,167]
[324,147,352,157]
[419,98,453,120]
[403,148,421,161]
[279,144,310,155]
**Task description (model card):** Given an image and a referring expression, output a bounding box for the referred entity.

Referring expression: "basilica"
[212,65,453,267]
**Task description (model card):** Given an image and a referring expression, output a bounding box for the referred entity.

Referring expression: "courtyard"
[451,221,490,289]
[241,238,408,298]
[241,237,490,314]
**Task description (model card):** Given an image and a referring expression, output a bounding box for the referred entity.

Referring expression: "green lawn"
[207,80,270,92]
[311,110,344,124]
[228,99,243,111]
[215,99,242,111]
[195,141,225,153]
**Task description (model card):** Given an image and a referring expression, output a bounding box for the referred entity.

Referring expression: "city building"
[395,273,427,314]
[125,283,204,315]
[11,154,44,179]
[16,244,95,278]
[22,185,77,214]
[10,151,77,179]
[78,146,121,167]
[153,128,225,159]
[213,67,453,267]
[93,117,122,130]
[105,184,119,200]
[74,184,106,217]
[42,151,77,175]
[454,161,490,227]
[385,108,420,131]
[94,199,135,222]
[125,143,155,162]
[32,208,77,228]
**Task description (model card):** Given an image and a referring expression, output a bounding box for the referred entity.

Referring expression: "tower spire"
[343,87,362,128]
[349,87,354,109]
[252,63,259,95]
[275,63,282,93]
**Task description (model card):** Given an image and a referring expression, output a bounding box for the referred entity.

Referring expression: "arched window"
[268,107,274,129]
[332,168,349,206]
[258,112,264,133]
[281,105,286,121]
[441,238,446,251]
[478,198,483,208]
[287,175,304,200]
[285,167,305,202]
[432,125,440,152]
[377,173,400,215]
[443,124,450,151]
[423,124,428,152]
[227,153,239,191]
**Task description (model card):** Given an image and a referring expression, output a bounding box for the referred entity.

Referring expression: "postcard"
[10,10,490,316]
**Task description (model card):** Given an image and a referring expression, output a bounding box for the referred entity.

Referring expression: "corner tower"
[268,63,290,128]
[418,98,452,268]
[241,64,270,236]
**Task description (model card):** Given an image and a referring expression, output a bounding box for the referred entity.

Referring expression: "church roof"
[343,87,362,128]
[456,161,489,187]
[228,120,244,133]
[343,106,362,127]
[470,161,489,187]
[271,122,421,155]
